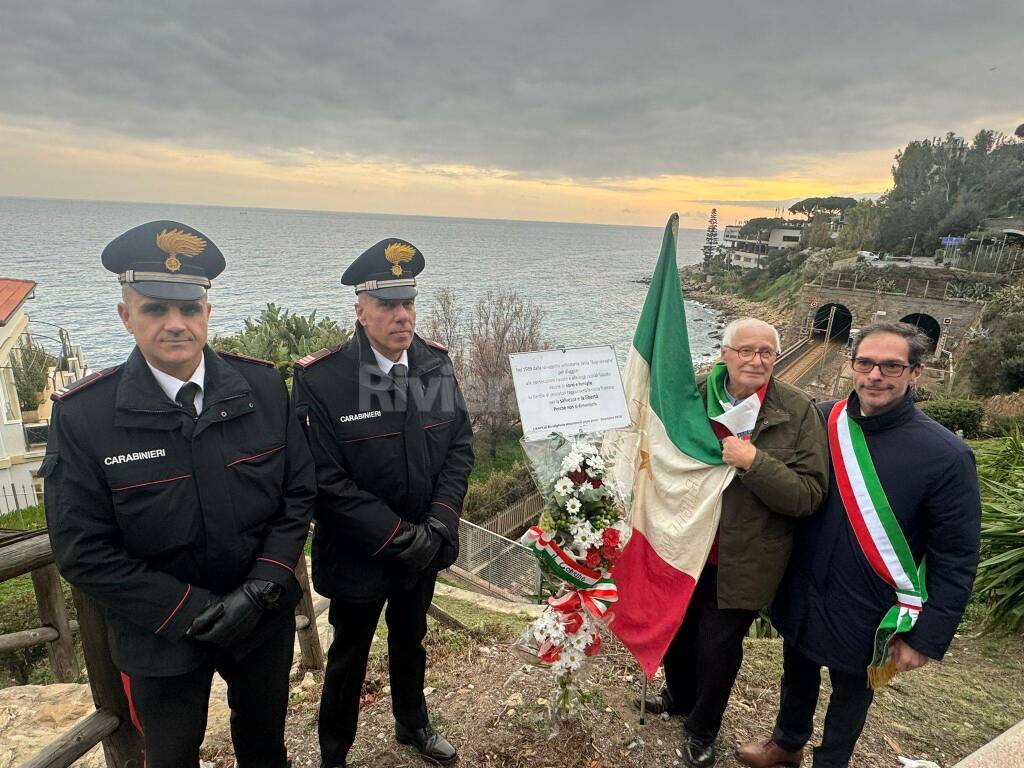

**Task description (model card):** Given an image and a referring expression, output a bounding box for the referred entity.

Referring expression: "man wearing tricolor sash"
[738,322,981,768]
[632,317,828,768]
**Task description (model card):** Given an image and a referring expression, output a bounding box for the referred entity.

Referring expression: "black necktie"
[391,363,409,408]
[175,382,200,419]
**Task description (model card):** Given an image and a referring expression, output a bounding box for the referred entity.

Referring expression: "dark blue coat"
[769,391,981,675]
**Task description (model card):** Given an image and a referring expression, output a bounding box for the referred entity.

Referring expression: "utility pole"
[816,305,837,382]
[909,233,918,258]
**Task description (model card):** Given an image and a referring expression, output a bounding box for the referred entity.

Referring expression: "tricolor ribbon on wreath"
[828,399,928,689]
[521,526,618,618]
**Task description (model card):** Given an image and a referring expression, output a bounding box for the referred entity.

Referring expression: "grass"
[469,429,525,484]
[744,267,806,303]
[0,502,46,530]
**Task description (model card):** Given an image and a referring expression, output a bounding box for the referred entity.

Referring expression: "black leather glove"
[186,579,282,647]
[391,522,443,574]
[427,517,459,570]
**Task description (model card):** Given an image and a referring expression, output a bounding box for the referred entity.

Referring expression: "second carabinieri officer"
[292,238,473,767]
[44,221,316,768]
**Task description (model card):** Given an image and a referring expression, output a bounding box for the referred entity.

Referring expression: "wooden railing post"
[71,587,145,768]
[30,564,79,683]
[293,550,324,671]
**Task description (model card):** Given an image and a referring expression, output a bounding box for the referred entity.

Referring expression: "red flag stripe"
[827,401,892,583]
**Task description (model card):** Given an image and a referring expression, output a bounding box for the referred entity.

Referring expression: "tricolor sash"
[828,399,927,689]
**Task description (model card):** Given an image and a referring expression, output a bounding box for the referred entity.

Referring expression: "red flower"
[585,547,601,568]
[562,612,584,634]
[539,641,562,663]
[568,470,587,485]
[585,634,602,656]
[601,544,620,562]
[602,527,621,547]
[591,478,603,488]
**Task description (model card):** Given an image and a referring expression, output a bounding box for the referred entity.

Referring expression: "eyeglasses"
[724,346,778,362]
[850,357,912,377]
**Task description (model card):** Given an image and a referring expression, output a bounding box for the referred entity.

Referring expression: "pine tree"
[702,208,720,270]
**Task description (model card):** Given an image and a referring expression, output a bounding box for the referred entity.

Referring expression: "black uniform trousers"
[121,611,295,768]
[319,574,437,767]
[661,565,759,745]
[772,641,875,768]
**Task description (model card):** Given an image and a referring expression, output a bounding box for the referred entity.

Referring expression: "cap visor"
[363,286,418,300]
[129,281,207,301]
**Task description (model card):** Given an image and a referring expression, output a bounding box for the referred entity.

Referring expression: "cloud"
[0,0,1020,184]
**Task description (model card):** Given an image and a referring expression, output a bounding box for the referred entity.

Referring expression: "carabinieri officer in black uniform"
[292,238,473,767]
[44,221,316,768]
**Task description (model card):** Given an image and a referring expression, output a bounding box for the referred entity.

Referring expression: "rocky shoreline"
[679,267,796,345]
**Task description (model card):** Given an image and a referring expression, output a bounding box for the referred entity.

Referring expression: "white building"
[722,224,803,270]
[0,278,89,514]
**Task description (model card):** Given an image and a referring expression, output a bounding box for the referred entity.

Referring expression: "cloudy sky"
[0,1,1019,227]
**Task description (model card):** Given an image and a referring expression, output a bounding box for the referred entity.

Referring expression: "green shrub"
[918,398,985,437]
[462,463,533,524]
[980,392,1024,435]
[0,574,78,685]
[0,502,46,531]
[975,475,1024,634]
[11,339,56,411]
[962,316,1024,396]
[210,303,350,385]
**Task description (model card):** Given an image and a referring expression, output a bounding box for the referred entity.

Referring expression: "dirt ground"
[201,593,1024,768]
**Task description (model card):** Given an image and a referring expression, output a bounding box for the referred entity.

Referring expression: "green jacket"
[697,376,828,610]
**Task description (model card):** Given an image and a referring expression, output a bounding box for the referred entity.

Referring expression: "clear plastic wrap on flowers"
[515,431,633,719]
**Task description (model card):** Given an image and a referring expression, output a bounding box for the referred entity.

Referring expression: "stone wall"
[793,283,986,360]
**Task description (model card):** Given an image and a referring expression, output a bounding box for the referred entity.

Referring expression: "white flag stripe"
[836,404,917,595]
[617,350,735,571]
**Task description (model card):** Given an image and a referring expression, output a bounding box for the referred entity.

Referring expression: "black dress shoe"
[395,722,458,765]
[683,734,716,768]
[634,688,688,717]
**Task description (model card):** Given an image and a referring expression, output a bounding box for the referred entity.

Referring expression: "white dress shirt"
[370,346,409,375]
[147,357,206,414]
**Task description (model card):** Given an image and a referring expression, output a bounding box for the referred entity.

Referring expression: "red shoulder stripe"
[422,337,449,352]
[51,366,119,401]
[219,350,275,367]
[295,345,342,369]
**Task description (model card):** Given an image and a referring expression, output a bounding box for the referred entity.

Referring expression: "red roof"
[0,279,37,326]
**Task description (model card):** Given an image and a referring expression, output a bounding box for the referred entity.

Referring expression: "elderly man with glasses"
[737,321,981,768]
[639,317,829,768]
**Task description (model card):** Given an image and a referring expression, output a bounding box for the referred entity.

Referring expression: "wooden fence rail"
[1,532,326,768]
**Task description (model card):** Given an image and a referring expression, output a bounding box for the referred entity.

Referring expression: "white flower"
[564,498,582,515]
[554,477,574,496]
[569,519,601,550]
[557,646,585,672]
[560,452,584,474]
[531,611,566,645]
[577,481,594,494]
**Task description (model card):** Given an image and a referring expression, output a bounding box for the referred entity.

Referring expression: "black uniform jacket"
[292,326,474,602]
[44,346,316,676]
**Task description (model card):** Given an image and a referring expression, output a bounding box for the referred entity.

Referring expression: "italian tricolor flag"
[608,214,738,677]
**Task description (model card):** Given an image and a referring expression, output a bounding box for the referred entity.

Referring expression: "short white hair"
[721,317,781,353]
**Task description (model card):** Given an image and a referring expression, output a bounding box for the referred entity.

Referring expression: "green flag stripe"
[632,214,722,465]
[847,418,920,582]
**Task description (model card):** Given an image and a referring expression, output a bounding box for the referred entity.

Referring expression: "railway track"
[775,339,841,385]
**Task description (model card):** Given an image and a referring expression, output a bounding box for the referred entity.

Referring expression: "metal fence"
[454,518,541,601]
[0,483,42,518]
[480,492,544,537]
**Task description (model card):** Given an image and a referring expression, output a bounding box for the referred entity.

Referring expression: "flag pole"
[639,674,647,724]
